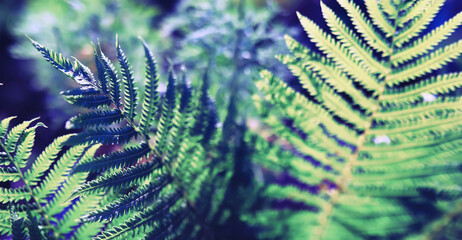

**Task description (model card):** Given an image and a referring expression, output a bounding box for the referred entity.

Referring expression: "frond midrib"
[313,2,405,239]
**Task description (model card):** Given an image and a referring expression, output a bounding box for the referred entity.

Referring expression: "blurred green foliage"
[161,0,292,121]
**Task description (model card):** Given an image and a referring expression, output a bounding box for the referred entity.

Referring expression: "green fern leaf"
[393,11,462,65]
[25,134,72,184]
[67,109,123,129]
[321,2,386,74]
[72,143,150,173]
[364,0,395,37]
[0,167,19,181]
[5,117,39,155]
[29,38,94,86]
[138,38,160,134]
[0,116,16,138]
[389,40,462,86]
[10,207,27,240]
[73,161,160,196]
[93,43,108,94]
[25,209,45,240]
[0,117,104,238]
[98,43,121,107]
[93,193,182,240]
[66,126,137,145]
[57,195,102,235]
[154,71,177,156]
[32,38,232,239]
[0,187,31,203]
[84,176,172,222]
[336,0,390,55]
[62,91,112,109]
[116,36,137,121]
[297,12,381,92]
[249,0,462,239]
[394,0,445,47]
[32,143,92,200]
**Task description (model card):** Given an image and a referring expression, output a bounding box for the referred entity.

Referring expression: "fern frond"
[379,0,400,19]
[0,187,31,203]
[29,38,94,87]
[10,208,27,240]
[382,72,462,105]
[32,38,231,240]
[13,127,36,169]
[0,117,103,239]
[57,195,102,235]
[191,66,217,145]
[44,173,87,217]
[72,220,106,240]
[62,92,112,109]
[98,44,120,107]
[93,193,182,240]
[25,210,45,240]
[67,109,123,129]
[250,0,462,239]
[393,11,462,65]
[0,219,10,236]
[85,176,172,222]
[336,0,391,55]
[5,117,39,155]
[116,36,137,121]
[73,143,150,173]
[394,0,445,47]
[0,116,16,137]
[397,0,429,26]
[154,71,177,156]
[256,70,358,143]
[93,43,108,94]
[321,2,386,74]
[73,161,160,196]
[138,38,160,134]
[32,143,91,200]
[297,12,381,93]
[364,0,395,37]
[25,134,72,184]
[0,167,20,182]
[29,38,77,81]
[276,47,375,113]
[389,40,462,86]
[66,126,137,145]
